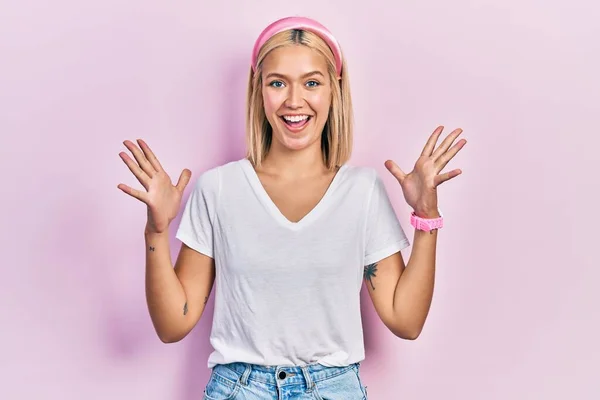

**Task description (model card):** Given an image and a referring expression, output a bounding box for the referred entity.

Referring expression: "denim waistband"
[217,361,360,387]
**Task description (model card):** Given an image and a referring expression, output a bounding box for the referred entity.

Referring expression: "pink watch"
[410,208,444,232]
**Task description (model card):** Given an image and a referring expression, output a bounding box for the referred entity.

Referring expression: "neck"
[258,141,328,179]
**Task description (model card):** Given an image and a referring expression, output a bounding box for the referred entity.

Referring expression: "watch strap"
[410,209,444,232]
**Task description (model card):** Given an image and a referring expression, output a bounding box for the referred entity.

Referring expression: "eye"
[269,80,284,88]
[306,80,320,88]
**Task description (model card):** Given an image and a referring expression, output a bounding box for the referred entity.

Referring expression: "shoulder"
[190,158,247,194]
[340,163,380,191]
[190,165,219,193]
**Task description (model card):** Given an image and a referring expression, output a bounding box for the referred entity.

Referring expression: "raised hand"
[384,126,466,218]
[117,139,191,234]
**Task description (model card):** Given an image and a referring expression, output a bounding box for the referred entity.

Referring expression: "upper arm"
[362,170,411,336]
[364,251,406,333]
[172,168,219,334]
[173,243,215,331]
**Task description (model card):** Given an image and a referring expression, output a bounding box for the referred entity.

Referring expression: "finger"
[421,126,444,157]
[434,169,462,186]
[137,139,164,172]
[384,160,406,183]
[123,140,156,177]
[119,152,150,189]
[117,183,149,203]
[435,139,467,172]
[176,169,192,192]
[431,128,463,160]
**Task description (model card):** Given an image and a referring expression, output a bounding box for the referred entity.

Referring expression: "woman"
[118,16,465,400]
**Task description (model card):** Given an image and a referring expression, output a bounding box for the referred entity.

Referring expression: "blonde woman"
[118,16,466,400]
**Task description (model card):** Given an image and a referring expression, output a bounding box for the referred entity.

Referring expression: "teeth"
[283,115,309,122]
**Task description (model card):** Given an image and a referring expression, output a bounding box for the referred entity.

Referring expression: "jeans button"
[278,371,287,379]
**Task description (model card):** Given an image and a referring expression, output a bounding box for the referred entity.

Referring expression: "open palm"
[117,139,191,234]
[385,126,466,216]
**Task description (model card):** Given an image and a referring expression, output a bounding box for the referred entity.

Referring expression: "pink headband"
[251,16,343,76]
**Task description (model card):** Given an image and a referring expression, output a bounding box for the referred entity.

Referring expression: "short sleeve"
[364,172,410,266]
[175,168,219,258]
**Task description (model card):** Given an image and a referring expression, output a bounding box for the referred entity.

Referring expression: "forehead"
[261,45,328,77]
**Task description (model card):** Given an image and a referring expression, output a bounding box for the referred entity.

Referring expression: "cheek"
[262,90,283,115]
[308,93,332,116]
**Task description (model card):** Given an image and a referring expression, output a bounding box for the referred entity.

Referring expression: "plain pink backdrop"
[1,1,598,399]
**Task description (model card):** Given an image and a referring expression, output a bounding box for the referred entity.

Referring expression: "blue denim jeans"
[203,361,368,400]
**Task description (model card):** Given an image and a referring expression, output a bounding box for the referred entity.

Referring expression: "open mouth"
[281,115,312,129]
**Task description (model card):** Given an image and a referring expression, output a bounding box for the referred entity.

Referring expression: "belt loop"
[300,365,315,391]
[240,364,252,386]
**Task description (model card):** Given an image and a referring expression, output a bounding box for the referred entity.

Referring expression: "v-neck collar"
[239,158,348,231]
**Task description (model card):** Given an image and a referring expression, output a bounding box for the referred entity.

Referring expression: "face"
[261,45,333,153]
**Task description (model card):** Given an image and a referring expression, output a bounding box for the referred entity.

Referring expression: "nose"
[284,84,303,109]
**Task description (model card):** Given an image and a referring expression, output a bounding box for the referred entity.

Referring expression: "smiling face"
[261,44,333,153]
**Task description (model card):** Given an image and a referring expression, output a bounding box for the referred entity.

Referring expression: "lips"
[282,115,310,126]
[280,115,312,133]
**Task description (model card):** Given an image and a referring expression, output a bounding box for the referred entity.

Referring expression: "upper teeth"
[283,115,309,122]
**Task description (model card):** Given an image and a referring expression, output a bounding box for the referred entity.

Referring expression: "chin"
[275,124,321,152]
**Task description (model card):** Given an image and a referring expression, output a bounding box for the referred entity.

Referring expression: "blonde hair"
[245,29,353,170]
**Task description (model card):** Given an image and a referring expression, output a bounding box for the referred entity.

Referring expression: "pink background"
[1,1,598,399]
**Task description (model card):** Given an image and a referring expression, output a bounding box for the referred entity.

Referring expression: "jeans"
[203,361,368,399]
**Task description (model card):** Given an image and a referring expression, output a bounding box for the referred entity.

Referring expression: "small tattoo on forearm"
[364,263,378,290]
[183,302,188,315]
[149,246,155,252]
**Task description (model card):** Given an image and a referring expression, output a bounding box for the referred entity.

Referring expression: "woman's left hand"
[385,126,467,218]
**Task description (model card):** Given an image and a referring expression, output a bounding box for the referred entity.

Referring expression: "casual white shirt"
[175,158,410,368]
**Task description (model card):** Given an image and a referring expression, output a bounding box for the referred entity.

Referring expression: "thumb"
[384,160,406,184]
[176,168,192,192]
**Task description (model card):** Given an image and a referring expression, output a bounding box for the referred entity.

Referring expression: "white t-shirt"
[175,158,410,368]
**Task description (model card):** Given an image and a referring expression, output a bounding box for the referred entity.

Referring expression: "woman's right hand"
[117,139,192,234]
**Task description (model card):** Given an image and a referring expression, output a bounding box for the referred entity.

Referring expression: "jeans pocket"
[352,364,368,399]
[313,366,365,400]
[204,367,242,400]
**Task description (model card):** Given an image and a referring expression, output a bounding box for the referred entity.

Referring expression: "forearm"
[393,227,438,338]
[144,228,188,342]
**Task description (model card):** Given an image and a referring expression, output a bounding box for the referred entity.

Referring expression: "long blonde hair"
[245,29,353,170]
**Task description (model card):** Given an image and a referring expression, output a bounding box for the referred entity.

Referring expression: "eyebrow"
[264,71,325,80]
